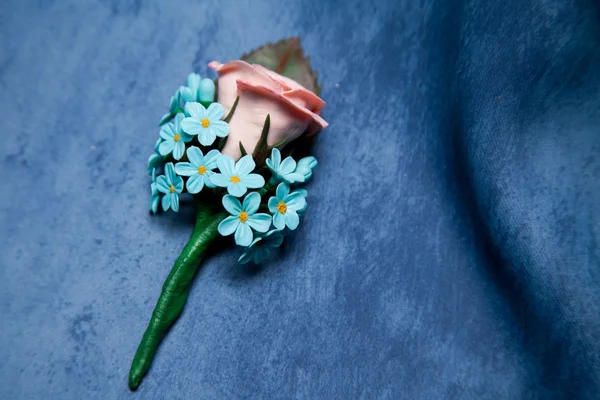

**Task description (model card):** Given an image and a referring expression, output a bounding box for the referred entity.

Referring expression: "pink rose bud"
[208,60,328,160]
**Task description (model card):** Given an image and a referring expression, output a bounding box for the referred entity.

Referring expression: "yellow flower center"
[169,185,175,193]
[197,165,207,175]
[277,201,287,214]
[230,175,241,183]
[238,211,248,223]
[201,118,210,128]
[173,133,181,142]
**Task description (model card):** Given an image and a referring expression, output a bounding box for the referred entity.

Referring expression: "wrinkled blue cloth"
[1,0,599,398]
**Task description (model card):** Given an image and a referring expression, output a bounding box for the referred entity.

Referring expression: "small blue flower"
[268,183,306,230]
[218,192,272,246]
[210,154,265,197]
[150,169,161,214]
[174,147,220,194]
[294,156,318,182]
[238,230,284,264]
[180,73,215,104]
[266,148,305,184]
[156,163,184,212]
[181,102,230,146]
[159,89,182,125]
[158,113,192,160]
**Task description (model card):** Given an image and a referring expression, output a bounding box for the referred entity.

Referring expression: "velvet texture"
[1,0,599,398]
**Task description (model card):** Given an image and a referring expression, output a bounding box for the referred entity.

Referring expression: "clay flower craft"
[156,163,184,212]
[268,183,306,230]
[266,148,305,183]
[174,147,220,194]
[218,192,272,246]
[238,230,285,264]
[158,113,192,160]
[210,154,265,197]
[181,102,230,146]
[129,38,328,391]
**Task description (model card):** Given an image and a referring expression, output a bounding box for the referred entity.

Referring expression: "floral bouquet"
[129,38,328,390]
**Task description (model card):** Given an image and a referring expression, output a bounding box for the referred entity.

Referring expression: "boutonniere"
[129,37,328,390]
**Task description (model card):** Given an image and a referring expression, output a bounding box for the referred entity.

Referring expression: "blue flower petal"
[173,113,184,132]
[181,118,203,135]
[218,216,240,236]
[280,157,297,175]
[164,163,177,184]
[285,172,306,183]
[175,162,197,176]
[228,182,247,197]
[222,195,242,215]
[270,148,281,169]
[242,192,261,214]
[236,155,255,175]
[273,212,285,230]
[199,78,215,103]
[206,102,225,120]
[197,129,216,146]
[184,102,205,119]
[209,120,230,138]
[187,73,201,92]
[170,193,180,212]
[284,192,307,211]
[186,146,204,167]
[235,223,253,246]
[284,211,299,230]
[159,124,175,140]
[161,193,172,211]
[158,140,175,156]
[156,176,171,194]
[186,174,204,194]
[172,141,185,160]
[268,197,279,214]
[247,213,271,233]
[276,183,290,200]
[174,177,184,193]
[204,174,216,188]
[204,149,221,168]
[209,173,231,188]
[217,155,236,176]
[241,174,265,189]
[150,196,160,214]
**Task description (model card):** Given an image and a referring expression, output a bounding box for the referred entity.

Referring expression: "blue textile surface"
[1,0,599,398]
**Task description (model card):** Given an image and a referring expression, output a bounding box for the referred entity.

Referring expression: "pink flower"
[208,60,328,160]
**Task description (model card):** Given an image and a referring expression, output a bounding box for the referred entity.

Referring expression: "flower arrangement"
[129,38,328,391]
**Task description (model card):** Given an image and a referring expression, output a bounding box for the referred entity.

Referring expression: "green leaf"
[224,96,239,123]
[239,142,248,157]
[252,114,270,158]
[241,37,321,95]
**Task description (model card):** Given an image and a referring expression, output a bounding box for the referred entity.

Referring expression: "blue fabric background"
[1,0,599,398]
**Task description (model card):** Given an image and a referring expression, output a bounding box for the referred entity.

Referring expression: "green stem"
[128,202,226,391]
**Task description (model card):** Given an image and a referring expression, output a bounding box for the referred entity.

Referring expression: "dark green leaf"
[252,114,270,158]
[241,37,321,95]
[224,96,239,123]
[239,142,248,157]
